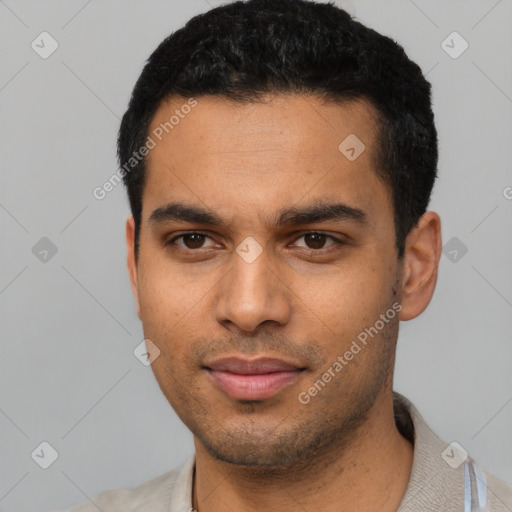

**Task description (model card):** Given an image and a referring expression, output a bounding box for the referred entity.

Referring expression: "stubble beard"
[190,320,398,479]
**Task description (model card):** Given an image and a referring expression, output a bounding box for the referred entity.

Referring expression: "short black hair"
[118,0,438,260]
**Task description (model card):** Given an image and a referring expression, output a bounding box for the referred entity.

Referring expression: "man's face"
[128,94,404,468]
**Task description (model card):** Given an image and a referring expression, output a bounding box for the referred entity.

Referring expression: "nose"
[214,243,292,333]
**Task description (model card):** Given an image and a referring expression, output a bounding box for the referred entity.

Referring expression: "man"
[60,0,512,510]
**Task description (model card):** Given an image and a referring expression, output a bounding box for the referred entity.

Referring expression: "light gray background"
[0,0,511,510]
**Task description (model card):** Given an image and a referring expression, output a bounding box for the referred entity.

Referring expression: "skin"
[126,93,442,512]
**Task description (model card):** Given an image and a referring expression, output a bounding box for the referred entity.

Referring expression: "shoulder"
[485,470,512,511]
[54,465,183,512]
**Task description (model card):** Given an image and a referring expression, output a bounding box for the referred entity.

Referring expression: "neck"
[192,390,413,512]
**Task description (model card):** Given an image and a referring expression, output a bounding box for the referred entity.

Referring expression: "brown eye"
[181,233,206,249]
[303,233,328,249]
[294,232,341,251]
[167,232,217,250]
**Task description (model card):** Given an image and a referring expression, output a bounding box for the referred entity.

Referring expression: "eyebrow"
[148,200,369,229]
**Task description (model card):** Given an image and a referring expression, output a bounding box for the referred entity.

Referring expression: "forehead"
[147,93,380,160]
[142,93,391,228]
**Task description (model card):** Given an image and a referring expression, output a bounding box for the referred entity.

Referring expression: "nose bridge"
[215,238,290,331]
[232,244,272,299]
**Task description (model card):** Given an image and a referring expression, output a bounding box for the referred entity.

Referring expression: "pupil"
[185,234,204,249]
[305,233,325,249]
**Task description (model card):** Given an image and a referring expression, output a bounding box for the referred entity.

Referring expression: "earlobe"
[398,211,442,321]
[126,216,141,320]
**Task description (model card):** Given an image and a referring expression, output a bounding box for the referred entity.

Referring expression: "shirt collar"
[394,391,468,511]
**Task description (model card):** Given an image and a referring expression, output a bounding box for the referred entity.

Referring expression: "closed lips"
[204,356,306,400]
[204,357,305,374]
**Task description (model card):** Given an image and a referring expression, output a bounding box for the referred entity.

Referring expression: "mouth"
[204,356,306,400]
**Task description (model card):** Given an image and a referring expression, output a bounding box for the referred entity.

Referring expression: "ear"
[126,216,141,320]
[398,211,442,321]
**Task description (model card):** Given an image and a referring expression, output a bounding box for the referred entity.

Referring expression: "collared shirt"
[57,392,512,511]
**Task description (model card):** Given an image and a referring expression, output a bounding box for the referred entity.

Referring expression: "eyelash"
[165,231,346,254]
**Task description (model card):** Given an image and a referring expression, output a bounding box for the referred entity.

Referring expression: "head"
[121,0,441,469]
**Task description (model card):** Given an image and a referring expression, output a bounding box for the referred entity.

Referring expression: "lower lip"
[207,369,303,400]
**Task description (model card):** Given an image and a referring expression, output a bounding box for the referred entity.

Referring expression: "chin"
[196,421,338,470]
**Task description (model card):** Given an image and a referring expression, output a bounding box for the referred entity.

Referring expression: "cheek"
[136,261,211,356]
[138,278,179,328]
[297,260,396,342]
[137,251,202,320]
